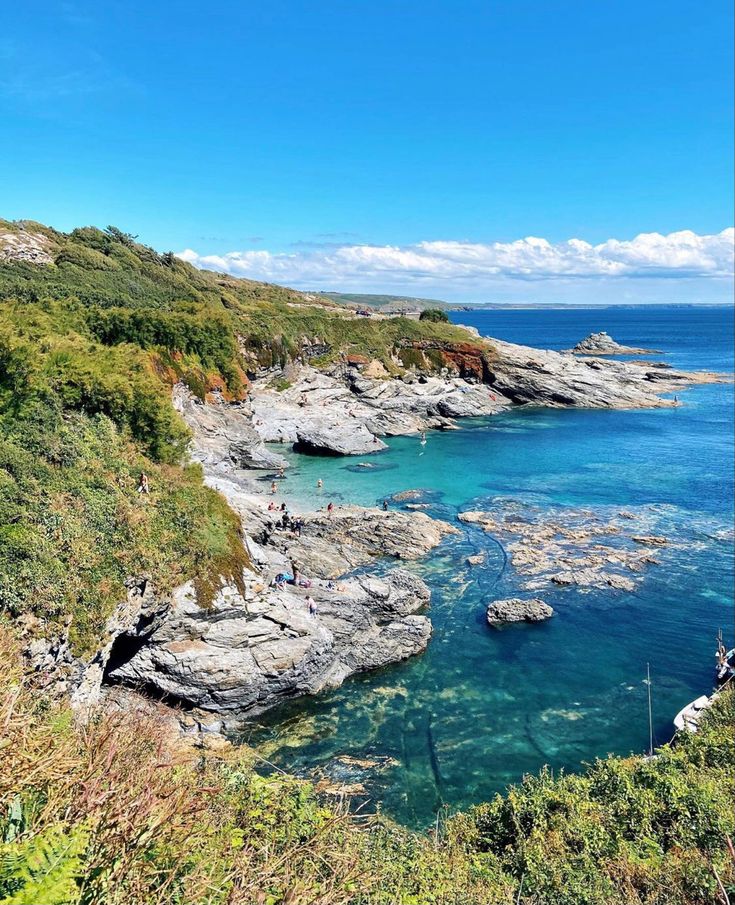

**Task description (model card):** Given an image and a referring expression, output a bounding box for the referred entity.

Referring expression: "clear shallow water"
[245,306,734,829]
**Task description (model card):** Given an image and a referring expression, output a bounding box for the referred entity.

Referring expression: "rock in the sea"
[103,570,432,722]
[486,598,554,626]
[631,535,668,546]
[294,424,387,456]
[571,332,661,356]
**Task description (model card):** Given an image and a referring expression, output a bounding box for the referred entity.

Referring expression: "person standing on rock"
[382,499,389,511]
[327,502,334,517]
[306,595,317,616]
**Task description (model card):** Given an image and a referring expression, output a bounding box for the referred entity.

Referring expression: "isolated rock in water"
[571,332,662,356]
[294,424,387,456]
[467,552,485,565]
[103,570,431,721]
[632,535,668,546]
[486,598,554,626]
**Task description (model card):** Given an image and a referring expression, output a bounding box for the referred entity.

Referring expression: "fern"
[0,822,88,905]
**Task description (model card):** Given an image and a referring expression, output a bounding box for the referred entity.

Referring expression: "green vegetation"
[1,219,733,904]
[1,629,732,904]
[419,308,450,323]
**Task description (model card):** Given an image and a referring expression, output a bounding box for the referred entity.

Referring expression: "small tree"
[419,308,449,323]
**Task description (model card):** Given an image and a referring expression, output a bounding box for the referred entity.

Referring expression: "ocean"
[245,305,734,828]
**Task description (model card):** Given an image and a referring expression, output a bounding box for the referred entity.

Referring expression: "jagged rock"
[486,598,554,626]
[482,338,716,409]
[467,552,485,565]
[0,227,54,264]
[104,570,431,722]
[632,535,668,546]
[571,332,661,356]
[173,385,288,470]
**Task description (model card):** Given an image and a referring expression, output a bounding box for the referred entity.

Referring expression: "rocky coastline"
[64,328,725,734]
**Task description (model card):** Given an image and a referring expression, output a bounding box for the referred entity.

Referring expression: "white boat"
[673,695,712,733]
[716,647,735,683]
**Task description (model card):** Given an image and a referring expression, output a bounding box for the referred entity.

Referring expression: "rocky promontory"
[99,569,431,723]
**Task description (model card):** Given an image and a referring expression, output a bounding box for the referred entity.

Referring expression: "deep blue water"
[246,306,734,828]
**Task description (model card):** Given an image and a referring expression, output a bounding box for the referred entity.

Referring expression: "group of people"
[267,501,304,535]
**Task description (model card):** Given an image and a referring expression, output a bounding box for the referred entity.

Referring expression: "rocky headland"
[243,340,724,455]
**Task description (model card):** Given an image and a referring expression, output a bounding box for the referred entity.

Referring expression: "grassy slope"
[1,627,732,905]
[1,220,733,904]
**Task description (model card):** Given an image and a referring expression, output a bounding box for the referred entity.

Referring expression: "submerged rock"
[460,503,666,594]
[486,598,554,626]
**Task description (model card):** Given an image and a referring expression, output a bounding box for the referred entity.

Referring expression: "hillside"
[0,219,733,905]
[315,291,453,313]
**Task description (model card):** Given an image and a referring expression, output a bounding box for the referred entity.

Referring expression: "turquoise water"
[245,306,734,829]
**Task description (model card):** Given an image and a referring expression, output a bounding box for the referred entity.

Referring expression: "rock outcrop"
[571,332,662,356]
[103,570,431,723]
[173,385,288,470]
[250,366,509,454]
[0,225,54,264]
[486,598,554,626]
[294,424,387,455]
[482,338,715,408]
[263,507,460,580]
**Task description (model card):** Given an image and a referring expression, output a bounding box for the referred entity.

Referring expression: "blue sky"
[1,0,733,302]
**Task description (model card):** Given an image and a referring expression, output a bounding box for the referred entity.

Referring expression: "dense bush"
[419,308,450,323]
[0,406,247,652]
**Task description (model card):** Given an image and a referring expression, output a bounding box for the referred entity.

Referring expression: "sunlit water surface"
[244,306,734,828]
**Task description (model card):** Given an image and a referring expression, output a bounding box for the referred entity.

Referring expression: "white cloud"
[177,227,734,299]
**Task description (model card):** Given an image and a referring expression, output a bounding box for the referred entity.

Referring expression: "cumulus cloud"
[177,227,734,295]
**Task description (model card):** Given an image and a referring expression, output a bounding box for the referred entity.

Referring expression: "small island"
[571,331,663,355]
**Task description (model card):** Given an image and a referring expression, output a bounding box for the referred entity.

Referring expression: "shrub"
[419,308,449,323]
